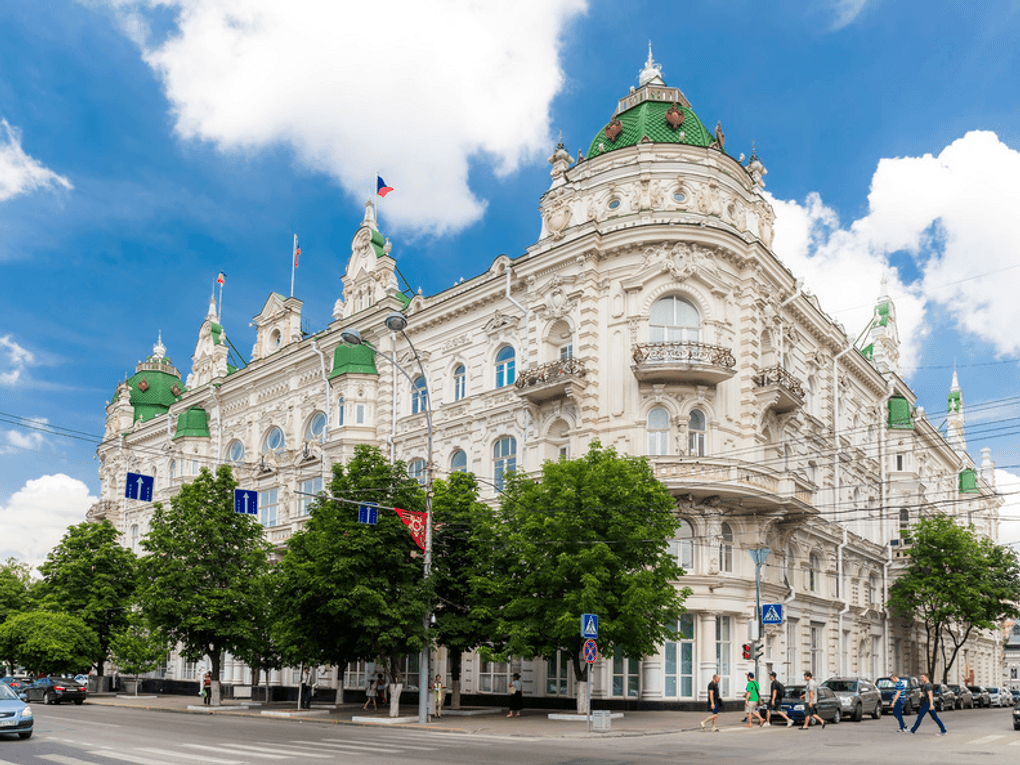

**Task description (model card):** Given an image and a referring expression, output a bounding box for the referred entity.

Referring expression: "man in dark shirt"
[763,671,793,727]
[910,673,947,736]
[700,673,723,732]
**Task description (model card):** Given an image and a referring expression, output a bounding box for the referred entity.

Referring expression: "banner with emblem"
[393,507,426,551]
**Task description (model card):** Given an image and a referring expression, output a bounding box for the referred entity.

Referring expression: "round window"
[673,191,686,203]
[307,412,326,439]
[228,440,245,463]
[263,427,285,453]
[608,198,622,210]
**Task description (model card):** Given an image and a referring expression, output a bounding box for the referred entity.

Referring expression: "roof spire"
[362,197,378,231]
[152,331,166,362]
[638,41,664,87]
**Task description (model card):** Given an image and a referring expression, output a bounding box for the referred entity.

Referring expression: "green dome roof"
[173,407,210,439]
[329,342,379,378]
[587,95,715,159]
[127,365,185,422]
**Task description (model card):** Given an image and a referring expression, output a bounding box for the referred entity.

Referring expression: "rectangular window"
[664,613,695,698]
[355,403,366,424]
[716,615,731,697]
[810,624,823,678]
[191,459,199,475]
[478,660,510,694]
[559,445,569,460]
[896,454,904,471]
[183,660,197,680]
[559,344,573,361]
[338,399,345,427]
[546,651,570,696]
[259,488,279,528]
[300,477,322,516]
[612,647,640,698]
[787,619,798,678]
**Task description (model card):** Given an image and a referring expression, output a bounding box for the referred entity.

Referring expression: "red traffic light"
[742,643,752,660]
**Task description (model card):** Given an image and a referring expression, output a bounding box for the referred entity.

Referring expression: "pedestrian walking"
[433,674,445,718]
[375,672,389,707]
[763,671,793,727]
[700,673,723,731]
[507,672,523,717]
[800,671,826,729]
[362,676,377,710]
[743,672,764,728]
[202,672,212,706]
[890,672,908,732]
[909,674,947,736]
[300,668,312,709]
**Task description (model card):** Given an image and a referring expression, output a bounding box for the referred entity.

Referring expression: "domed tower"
[116,334,185,426]
[947,370,966,454]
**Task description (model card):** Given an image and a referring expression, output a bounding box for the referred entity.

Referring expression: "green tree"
[137,464,272,706]
[37,520,137,676]
[279,444,427,715]
[491,442,690,713]
[431,471,497,708]
[0,558,33,622]
[0,611,99,678]
[232,562,287,705]
[889,514,1020,683]
[109,614,170,695]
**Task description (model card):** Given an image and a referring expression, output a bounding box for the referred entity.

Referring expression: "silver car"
[821,677,883,722]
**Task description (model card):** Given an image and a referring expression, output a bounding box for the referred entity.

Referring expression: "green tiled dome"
[127,367,185,423]
[173,407,209,439]
[329,343,379,378]
[587,99,714,159]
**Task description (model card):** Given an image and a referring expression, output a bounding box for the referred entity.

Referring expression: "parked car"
[968,686,991,708]
[987,687,1011,707]
[0,680,32,739]
[1011,689,1020,704]
[0,676,33,695]
[779,684,842,724]
[948,685,974,709]
[878,676,921,715]
[23,677,87,705]
[821,677,882,721]
[1013,700,1020,730]
[933,683,956,712]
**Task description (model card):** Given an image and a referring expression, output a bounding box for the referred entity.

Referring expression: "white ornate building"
[91,51,1004,705]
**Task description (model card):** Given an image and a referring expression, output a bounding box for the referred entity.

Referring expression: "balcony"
[514,357,587,403]
[652,456,815,512]
[631,341,736,386]
[753,365,805,414]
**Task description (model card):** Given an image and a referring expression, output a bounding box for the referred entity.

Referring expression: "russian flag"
[377,175,394,197]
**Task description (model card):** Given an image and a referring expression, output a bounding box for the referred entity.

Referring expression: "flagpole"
[218,277,223,321]
[290,234,297,298]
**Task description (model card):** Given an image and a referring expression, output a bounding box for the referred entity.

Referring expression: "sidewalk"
[84,693,748,738]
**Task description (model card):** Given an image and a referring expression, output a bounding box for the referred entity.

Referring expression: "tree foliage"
[279,445,427,699]
[490,443,689,708]
[0,611,99,675]
[888,513,1020,682]
[109,614,170,692]
[0,558,33,627]
[136,464,271,704]
[37,520,137,675]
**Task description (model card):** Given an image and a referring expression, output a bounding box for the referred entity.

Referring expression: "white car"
[986,687,1010,707]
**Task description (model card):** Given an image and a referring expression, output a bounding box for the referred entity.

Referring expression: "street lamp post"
[748,546,770,683]
[341,312,434,725]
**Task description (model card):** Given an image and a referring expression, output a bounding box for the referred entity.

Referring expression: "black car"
[24,677,87,705]
[1013,700,1020,730]
[877,676,921,715]
[948,685,974,709]
[933,683,955,712]
[779,684,842,724]
[968,685,991,708]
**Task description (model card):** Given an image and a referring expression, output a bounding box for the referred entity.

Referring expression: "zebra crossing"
[0,730,497,765]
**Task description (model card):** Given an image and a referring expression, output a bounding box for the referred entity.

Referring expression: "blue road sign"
[581,613,599,639]
[358,503,379,525]
[125,472,154,502]
[583,638,598,664]
[761,603,784,625]
[234,489,258,515]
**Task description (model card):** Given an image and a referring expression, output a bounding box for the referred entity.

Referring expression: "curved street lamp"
[342,313,434,725]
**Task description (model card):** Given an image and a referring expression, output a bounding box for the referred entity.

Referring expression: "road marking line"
[138,748,243,764]
[968,735,1006,745]
[88,752,183,765]
[293,740,413,753]
[1008,738,1020,746]
[226,743,332,758]
[39,757,97,765]
[182,744,288,760]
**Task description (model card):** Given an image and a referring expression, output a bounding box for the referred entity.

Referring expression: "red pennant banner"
[393,507,427,551]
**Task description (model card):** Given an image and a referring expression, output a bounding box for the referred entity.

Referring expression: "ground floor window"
[810,624,824,678]
[664,613,695,697]
[546,651,571,696]
[478,660,511,694]
[716,615,731,697]
[259,487,279,527]
[613,647,640,698]
[300,476,322,515]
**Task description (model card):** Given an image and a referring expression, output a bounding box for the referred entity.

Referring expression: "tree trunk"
[572,651,589,715]
[450,649,462,709]
[389,683,403,717]
[335,675,344,706]
[210,650,222,707]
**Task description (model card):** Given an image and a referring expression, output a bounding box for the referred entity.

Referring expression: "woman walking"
[507,673,523,717]
[362,675,377,710]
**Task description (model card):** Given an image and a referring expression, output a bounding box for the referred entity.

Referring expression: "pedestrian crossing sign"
[581,613,599,639]
[761,604,784,625]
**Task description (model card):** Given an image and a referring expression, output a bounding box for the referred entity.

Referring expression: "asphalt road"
[0,703,1017,764]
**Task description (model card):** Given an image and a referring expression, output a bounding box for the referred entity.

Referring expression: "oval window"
[262,427,285,454]
[307,412,326,440]
[608,198,622,210]
[228,440,245,463]
[673,192,686,203]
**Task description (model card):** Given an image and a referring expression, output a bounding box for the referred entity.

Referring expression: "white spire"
[362,197,378,231]
[152,331,166,361]
[638,41,665,87]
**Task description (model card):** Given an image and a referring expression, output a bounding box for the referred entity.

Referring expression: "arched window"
[868,575,878,606]
[671,518,695,571]
[337,396,345,426]
[411,376,428,414]
[719,522,734,573]
[647,407,670,456]
[495,346,516,388]
[650,296,700,342]
[493,436,517,490]
[227,440,245,464]
[808,553,819,592]
[761,329,776,368]
[169,460,177,480]
[261,426,285,454]
[408,458,426,486]
[450,449,468,473]
[899,508,910,532]
[130,524,139,551]
[688,409,706,456]
[453,364,466,401]
[305,412,326,441]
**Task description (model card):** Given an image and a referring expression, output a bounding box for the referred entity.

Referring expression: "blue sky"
[2,0,1020,567]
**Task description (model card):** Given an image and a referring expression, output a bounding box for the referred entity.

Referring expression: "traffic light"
[754,641,765,660]
[742,643,752,660]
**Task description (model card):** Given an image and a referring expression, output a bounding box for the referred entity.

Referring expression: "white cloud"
[0,417,50,456]
[98,0,587,237]
[994,468,1020,548]
[830,0,869,30]
[0,119,73,203]
[0,334,35,386]
[0,474,96,572]
[769,130,1020,374]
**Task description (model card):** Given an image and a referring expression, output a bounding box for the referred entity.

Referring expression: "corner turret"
[865,274,900,375]
[189,294,232,386]
[947,370,966,454]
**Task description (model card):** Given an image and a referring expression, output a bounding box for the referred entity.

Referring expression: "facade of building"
[90,52,1004,704]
